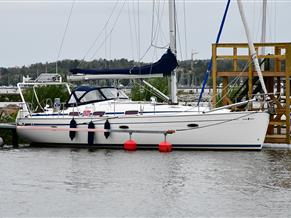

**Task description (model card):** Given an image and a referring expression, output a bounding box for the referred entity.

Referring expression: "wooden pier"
[0,123,18,148]
[211,42,291,144]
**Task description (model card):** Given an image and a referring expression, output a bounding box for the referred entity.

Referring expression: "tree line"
[0,58,213,87]
[0,58,256,87]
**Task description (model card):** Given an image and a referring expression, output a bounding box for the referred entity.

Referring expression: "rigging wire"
[56,0,75,74]
[214,60,252,107]
[151,0,168,49]
[127,2,135,60]
[251,0,256,40]
[183,0,188,60]
[255,2,262,42]
[81,0,120,62]
[274,0,277,42]
[129,0,169,74]
[197,0,231,106]
[90,0,126,61]
[132,1,139,60]
[175,8,184,61]
[151,0,156,47]
[267,2,272,42]
[182,59,253,112]
[137,0,141,65]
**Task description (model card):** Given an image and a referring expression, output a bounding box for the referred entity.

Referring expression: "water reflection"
[264,150,291,189]
[0,148,290,217]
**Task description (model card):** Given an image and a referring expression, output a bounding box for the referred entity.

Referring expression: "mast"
[168,0,177,103]
[237,0,268,95]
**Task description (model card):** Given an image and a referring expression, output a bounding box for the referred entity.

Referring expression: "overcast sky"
[0,0,290,67]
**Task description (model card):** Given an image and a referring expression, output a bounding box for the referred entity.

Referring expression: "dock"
[212,42,291,144]
[0,123,18,148]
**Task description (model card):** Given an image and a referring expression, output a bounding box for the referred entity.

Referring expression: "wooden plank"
[248,50,253,101]
[265,134,287,143]
[285,44,291,144]
[222,77,228,106]
[217,71,286,77]
[265,134,287,139]
[269,121,286,126]
[212,44,217,108]
[233,47,238,71]
[215,42,291,48]
[275,45,281,132]
[217,54,285,60]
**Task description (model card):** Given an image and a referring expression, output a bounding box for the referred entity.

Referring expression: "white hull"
[16,111,269,150]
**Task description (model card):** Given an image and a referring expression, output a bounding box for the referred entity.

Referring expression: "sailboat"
[15,0,270,150]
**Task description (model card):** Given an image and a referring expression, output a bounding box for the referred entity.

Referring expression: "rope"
[175,111,259,132]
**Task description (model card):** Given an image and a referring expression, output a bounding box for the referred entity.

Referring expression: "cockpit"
[66,86,128,106]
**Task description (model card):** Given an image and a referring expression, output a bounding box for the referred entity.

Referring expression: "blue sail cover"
[70,49,178,76]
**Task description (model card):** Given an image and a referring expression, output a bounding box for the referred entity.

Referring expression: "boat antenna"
[168,0,177,104]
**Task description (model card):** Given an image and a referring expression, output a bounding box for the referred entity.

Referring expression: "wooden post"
[233,47,238,72]
[285,44,291,144]
[12,129,19,148]
[248,49,253,104]
[275,47,282,134]
[222,77,228,105]
[212,44,217,108]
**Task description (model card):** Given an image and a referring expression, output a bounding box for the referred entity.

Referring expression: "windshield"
[80,90,105,103]
[100,88,128,99]
[66,87,128,106]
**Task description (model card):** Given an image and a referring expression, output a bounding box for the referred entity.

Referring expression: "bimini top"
[69,48,178,77]
[66,86,128,106]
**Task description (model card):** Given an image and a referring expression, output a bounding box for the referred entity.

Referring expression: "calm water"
[0,147,290,217]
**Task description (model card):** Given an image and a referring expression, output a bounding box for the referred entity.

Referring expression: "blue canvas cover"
[70,49,178,76]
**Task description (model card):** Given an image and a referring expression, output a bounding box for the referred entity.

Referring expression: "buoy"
[158,141,172,152]
[124,139,137,151]
[69,118,77,140]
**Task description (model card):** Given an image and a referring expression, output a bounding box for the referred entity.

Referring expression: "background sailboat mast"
[168,0,178,104]
[237,0,268,95]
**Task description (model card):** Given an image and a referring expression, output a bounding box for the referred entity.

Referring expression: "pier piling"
[0,123,18,148]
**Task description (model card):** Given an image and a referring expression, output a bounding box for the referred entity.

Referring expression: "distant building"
[34,73,62,83]
[22,73,62,83]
